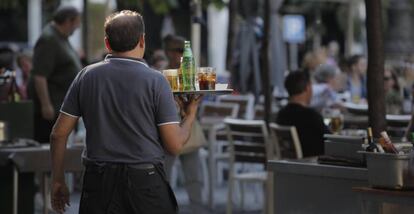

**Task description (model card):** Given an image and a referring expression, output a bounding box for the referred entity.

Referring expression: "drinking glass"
[328,109,344,134]
[197,67,216,90]
[162,69,179,91]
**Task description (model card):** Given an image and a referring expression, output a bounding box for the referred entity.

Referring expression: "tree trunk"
[365,0,386,137]
[261,0,271,126]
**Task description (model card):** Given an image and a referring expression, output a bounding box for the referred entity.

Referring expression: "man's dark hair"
[104,10,145,52]
[53,6,80,24]
[284,70,310,96]
[162,34,185,51]
[348,54,364,67]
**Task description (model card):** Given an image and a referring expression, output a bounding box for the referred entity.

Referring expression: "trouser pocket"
[127,168,177,214]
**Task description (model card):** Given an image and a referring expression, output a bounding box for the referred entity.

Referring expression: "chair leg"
[226,176,233,214]
[240,181,244,211]
[266,173,274,214]
[199,148,209,200]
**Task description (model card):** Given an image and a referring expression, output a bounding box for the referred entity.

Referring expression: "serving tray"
[173,89,233,95]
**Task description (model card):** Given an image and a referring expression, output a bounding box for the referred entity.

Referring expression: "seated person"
[346,55,367,103]
[384,67,402,114]
[311,63,342,112]
[276,70,330,157]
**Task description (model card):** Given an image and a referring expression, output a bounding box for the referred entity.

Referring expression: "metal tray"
[359,151,414,189]
[173,89,233,95]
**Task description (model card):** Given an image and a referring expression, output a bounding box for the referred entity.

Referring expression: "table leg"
[358,193,381,214]
[43,173,49,214]
[208,128,216,210]
[13,166,18,214]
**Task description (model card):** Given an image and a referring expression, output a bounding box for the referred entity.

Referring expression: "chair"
[386,114,411,138]
[198,101,240,209]
[253,104,278,121]
[217,94,255,119]
[224,118,274,214]
[343,114,369,130]
[198,101,239,123]
[269,123,303,159]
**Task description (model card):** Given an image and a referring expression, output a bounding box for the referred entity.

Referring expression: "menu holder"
[173,89,233,96]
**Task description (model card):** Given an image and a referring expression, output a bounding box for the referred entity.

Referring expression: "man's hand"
[41,103,55,121]
[174,95,203,118]
[50,113,78,213]
[51,181,70,213]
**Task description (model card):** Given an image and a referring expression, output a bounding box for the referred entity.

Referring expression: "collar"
[50,23,68,40]
[104,54,148,67]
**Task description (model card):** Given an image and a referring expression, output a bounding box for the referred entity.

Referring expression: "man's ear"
[139,34,145,49]
[104,37,112,52]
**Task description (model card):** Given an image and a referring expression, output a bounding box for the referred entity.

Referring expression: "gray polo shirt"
[60,55,180,164]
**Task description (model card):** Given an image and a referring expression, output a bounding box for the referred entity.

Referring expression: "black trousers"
[79,163,178,214]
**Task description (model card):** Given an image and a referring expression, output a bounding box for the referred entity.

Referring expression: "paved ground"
[36,183,264,214]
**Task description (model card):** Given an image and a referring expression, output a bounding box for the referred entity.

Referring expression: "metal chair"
[386,114,411,138]
[224,118,274,214]
[269,123,303,159]
[199,101,239,123]
[217,94,255,120]
[253,104,278,121]
[198,101,239,209]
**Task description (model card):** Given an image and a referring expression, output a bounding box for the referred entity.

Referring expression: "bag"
[180,120,207,154]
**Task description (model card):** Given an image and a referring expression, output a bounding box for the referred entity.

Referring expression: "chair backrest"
[253,104,279,121]
[217,94,255,120]
[199,101,239,118]
[224,118,272,165]
[254,104,265,120]
[386,114,411,137]
[269,123,303,159]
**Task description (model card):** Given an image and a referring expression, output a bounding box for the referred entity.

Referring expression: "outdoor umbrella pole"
[365,0,386,137]
[261,0,271,127]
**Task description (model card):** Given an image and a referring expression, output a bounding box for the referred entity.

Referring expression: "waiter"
[30,6,81,143]
[50,10,201,214]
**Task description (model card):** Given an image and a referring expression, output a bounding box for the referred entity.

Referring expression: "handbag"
[180,120,207,154]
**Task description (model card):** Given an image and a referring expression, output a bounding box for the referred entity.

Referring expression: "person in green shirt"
[30,6,81,143]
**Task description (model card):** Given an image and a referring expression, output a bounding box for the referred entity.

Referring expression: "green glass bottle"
[180,41,196,91]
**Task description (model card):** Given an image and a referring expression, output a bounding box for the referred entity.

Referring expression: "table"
[353,187,414,214]
[0,145,83,214]
[267,159,368,214]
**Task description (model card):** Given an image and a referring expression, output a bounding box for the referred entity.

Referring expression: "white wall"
[28,0,42,47]
[207,5,229,74]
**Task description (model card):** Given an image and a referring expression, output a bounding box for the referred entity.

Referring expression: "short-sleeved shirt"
[31,23,82,111]
[60,55,180,164]
[276,103,330,157]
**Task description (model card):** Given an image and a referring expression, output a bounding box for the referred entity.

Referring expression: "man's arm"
[34,75,55,120]
[159,95,202,155]
[50,113,79,213]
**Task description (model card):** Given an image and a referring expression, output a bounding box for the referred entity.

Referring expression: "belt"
[128,163,154,170]
[83,160,155,170]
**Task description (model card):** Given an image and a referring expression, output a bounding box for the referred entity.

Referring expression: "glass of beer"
[197,67,216,90]
[162,69,179,91]
[328,109,344,134]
